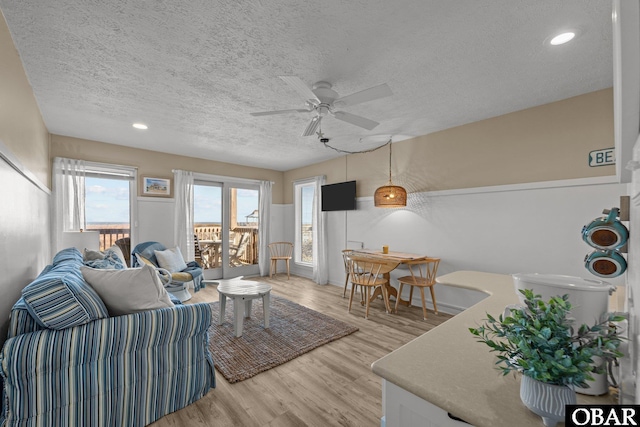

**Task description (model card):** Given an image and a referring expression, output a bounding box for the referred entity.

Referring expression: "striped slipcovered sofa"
[0,248,216,426]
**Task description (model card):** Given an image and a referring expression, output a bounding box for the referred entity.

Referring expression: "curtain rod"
[173,169,274,185]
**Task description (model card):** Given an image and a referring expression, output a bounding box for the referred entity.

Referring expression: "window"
[85,175,130,250]
[295,181,315,264]
[194,183,222,239]
[53,158,137,253]
[193,183,222,269]
[83,164,136,251]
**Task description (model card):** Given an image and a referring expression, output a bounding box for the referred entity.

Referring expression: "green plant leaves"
[470,289,624,387]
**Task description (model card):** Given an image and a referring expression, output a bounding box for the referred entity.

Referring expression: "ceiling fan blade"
[334,83,392,107]
[332,111,379,130]
[279,75,320,104]
[250,109,309,116]
[302,116,322,137]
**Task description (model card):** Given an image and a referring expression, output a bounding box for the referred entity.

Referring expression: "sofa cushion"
[154,247,188,273]
[81,264,174,316]
[8,297,46,338]
[22,262,109,330]
[52,247,83,265]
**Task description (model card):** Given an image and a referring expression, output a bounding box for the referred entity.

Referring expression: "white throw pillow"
[107,244,127,267]
[81,264,174,316]
[154,247,188,272]
[83,248,105,261]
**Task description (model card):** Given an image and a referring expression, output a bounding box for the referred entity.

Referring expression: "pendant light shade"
[374,142,407,208]
[374,184,407,207]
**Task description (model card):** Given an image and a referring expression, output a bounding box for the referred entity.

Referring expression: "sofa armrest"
[7,301,44,338]
[1,303,215,426]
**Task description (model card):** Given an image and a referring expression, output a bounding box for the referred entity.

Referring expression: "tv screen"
[321,181,356,211]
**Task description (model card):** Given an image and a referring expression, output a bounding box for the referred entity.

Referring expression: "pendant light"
[374,141,407,207]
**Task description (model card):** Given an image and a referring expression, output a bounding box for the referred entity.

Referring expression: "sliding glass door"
[225,185,259,278]
[194,180,260,279]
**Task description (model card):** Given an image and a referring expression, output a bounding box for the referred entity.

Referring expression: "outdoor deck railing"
[86,227,130,251]
[195,225,258,266]
[86,225,258,265]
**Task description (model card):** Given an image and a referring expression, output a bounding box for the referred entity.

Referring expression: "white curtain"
[312,175,328,284]
[258,180,272,276]
[174,170,195,260]
[52,157,86,253]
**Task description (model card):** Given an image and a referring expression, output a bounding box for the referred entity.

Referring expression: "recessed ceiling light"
[132,123,148,130]
[549,32,576,46]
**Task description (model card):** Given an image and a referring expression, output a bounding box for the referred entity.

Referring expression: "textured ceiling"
[0,1,613,171]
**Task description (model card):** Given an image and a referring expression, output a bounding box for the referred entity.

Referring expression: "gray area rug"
[208,294,359,383]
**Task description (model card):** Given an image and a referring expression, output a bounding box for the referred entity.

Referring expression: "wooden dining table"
[350,249,428,308]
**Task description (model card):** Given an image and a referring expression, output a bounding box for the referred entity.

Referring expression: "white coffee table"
[217,280,272,337]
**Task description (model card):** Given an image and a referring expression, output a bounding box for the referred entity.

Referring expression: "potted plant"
[469,289,624,427]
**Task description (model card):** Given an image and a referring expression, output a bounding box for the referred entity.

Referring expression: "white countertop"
[371,271,619,427]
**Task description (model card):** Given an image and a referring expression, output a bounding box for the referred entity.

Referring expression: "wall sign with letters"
[589,148,616,167]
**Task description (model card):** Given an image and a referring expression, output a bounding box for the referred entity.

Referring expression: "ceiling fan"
[250,76,393,137]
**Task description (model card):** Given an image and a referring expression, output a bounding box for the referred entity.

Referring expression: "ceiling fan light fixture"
[302,116,322,137]
[251,76,392,136]
[374,141,407,208]
[549,31,576,46]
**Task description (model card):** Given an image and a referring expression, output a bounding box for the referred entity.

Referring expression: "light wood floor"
[151,275,453,427]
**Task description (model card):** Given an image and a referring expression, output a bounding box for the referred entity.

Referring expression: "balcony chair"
[193,234,211,269]
[394,257,441,320]
[229,233,250,266]
[131,241,204,302]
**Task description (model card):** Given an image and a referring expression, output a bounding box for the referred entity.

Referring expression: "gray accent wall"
[0,155,50,343]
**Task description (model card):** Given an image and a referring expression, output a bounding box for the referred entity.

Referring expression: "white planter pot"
[520,375,577,427]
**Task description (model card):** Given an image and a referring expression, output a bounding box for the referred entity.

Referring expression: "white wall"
[271,204,289,248]
[311,179,628,314]
[137,197,175,247]
[0,153,50,342]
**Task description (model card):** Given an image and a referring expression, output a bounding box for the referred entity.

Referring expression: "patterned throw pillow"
[22,259,109,330]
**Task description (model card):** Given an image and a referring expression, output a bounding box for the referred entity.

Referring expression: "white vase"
[520,375,577,427]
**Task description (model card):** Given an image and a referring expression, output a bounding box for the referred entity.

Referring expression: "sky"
[84,178,299,225]
[301,185,314,225]
[194,185,258,224]
[85,177,130,223]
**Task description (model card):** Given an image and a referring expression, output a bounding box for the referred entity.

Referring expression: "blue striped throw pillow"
[22,250,109,330]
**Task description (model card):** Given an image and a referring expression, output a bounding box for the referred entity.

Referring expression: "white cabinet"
[381,380,473,427]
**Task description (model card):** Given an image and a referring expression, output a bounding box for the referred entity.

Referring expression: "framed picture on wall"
[142,177,171,196]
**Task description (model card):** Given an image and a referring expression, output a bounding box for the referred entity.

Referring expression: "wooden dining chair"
[347,254,399,319]
[268,242,293,279]
[342,249,353,297]
[395,257,440,320]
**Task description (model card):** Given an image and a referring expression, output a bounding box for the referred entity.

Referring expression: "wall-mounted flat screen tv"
[321,180,356,211]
